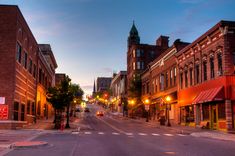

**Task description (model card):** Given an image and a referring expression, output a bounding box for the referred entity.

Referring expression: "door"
[196,105,201,125]
[211,105,217,129]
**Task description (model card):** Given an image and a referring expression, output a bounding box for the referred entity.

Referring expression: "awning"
[192,86,224,104]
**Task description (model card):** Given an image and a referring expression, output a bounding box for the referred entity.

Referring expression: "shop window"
[189,68,193,86]
[180,73,183,89]
[13,102,19,121]
[16,42,22,63]
[202,104,209,120]
[180,107,186,123]
[27,101,30,114]
[185,70,188,88]
[218,53,223,76]
[185,106,194,122]
[32,102,35,115]
[210,57,215,79]
[203,61,207,81]
[218,103,225,119]
[195,64,200,84]
[21,104,25,121]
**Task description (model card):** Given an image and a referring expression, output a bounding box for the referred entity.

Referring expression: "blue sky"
[0,0,234,96]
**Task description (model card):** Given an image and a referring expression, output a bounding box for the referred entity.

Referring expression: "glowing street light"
[165,96,172,127]
[143,98,150,122]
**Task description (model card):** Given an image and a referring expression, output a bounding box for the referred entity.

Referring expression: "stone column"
[225,100,233,131]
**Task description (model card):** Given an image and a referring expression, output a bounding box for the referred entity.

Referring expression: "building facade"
[0,5,57,129]
[96,77,112,92]
[110,71,127,113]
[176,21,235,131]
[141,39,189,124]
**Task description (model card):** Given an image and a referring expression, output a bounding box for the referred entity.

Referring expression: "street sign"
[145,105,150,111]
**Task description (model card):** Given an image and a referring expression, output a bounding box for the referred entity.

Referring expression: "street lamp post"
[144,99,150,122]
[165,96,171,127]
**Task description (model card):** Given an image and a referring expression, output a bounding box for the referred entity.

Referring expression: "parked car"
[96,111,104,116]
[84,108,90,113]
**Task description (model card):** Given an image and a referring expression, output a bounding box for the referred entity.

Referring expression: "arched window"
[217,53,223,76]
[210,57,215,79]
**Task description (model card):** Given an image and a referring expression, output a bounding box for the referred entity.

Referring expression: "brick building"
[127,22,169,98]
[110,71,127,113]
[0,5,57,129]
[141,39,189,124]
[176,21,235,131]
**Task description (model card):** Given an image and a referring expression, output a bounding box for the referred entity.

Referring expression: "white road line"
[164,134,174,136]
[126,133,133,136]
[138,133,147,136]
[152,133,160,136]
[98,132,104,135]
[112,132,120,135]
[177,134,186,136]
[84,132,92,135]
[71,132,79,135]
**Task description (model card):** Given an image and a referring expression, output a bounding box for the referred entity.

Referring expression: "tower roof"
[129,21,139,36]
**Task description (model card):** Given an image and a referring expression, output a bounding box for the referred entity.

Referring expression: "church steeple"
[128,21,140,49]
[92,79,96,96]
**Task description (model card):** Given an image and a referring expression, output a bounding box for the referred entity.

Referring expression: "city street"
[5,104,235,156]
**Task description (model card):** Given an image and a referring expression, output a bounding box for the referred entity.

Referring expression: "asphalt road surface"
[5,104,235,156]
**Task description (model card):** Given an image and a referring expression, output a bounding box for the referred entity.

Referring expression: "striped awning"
[192,86,224,104]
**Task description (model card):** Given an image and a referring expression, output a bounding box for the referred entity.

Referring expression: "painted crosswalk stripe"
[177,134,186,136]
[126,133,133,136]
[152,133,160,136]
[164,134,174,136]
[112,132,120,135]
[98,132,104,135]
[72,132,79,135]
[138,133,147,136]
[84,132,92,135]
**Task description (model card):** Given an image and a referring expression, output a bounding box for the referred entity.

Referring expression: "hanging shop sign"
[0,105,8,120]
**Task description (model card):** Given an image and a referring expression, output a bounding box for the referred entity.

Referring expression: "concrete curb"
[10,141,48,149]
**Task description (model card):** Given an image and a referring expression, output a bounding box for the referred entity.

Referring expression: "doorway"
[211,105,217,129]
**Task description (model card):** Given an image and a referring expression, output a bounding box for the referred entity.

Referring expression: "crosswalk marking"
[72,132,79,135]
[84,132,92,135]
[164,134,174,136]
[125,133,133,136]
[98,132,104,135]
[138,133,147,136]
[112,132,120,135]
[152,133,160,136]
[177,134,186,136]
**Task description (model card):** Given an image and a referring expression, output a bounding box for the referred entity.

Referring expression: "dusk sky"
[0,0,234,96]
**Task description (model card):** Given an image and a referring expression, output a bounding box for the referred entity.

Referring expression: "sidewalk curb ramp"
[10,141,48,149]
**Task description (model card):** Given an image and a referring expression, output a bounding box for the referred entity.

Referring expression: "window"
[165,72,168,88]
[180,73,183,89]
[136,49,141,57]
[218,103,225,119]
[24,52,28,69]
[33,64,36,78]
[137,61,141,69]
[160,74,164,91]
[132,49,135,58]
[27,101,30,114]
[21,104,25,121]
[155,78,158,93]
[13,102,19,121]
[32,102,35,115]
[16,42,22,63]
[141,62,144,69]
[152,81,155,93]
[146,82,149,94]
[189,68,193,86]
[133,62,135,70]
[218,53,223,75]
[210,57,215,79]
[39,68,42,83]
[185,70,188,88]
[142,84,145,95]
[29,59,32,74]
[150,51,155,58]
[203,61,207,81]
[37,101,41,116]
[174,67,177,86]
[202,104,209,120]
[170,69,173,87]
[195,64,200,84]
[185,106,194,122]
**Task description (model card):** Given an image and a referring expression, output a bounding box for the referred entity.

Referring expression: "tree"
[128,75,142,99]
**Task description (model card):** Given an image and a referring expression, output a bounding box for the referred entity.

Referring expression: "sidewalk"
[109,112,235,142]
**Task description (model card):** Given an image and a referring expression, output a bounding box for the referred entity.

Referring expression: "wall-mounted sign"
[0,105,8,120]
[0,97,5,104]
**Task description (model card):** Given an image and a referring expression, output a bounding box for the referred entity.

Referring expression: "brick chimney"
[156,36,169,50]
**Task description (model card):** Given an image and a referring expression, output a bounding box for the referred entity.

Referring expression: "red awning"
[192,86,224,104]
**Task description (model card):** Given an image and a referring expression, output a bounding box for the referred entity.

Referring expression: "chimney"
[156,36,169,50]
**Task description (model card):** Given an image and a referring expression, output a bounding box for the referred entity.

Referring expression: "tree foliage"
[128,75,142,98]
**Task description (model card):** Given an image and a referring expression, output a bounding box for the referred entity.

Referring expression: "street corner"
[10,141,48,149]
[190,131,235,142]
